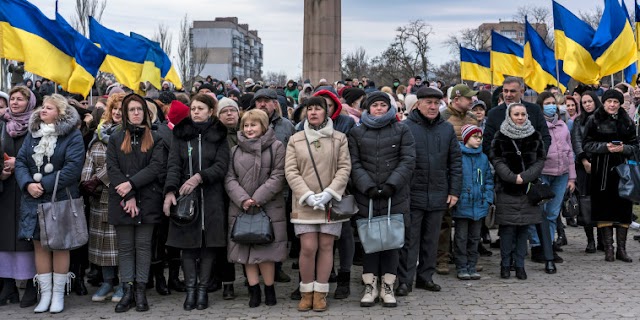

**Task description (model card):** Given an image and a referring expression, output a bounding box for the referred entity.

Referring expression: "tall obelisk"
[303,0,341,84]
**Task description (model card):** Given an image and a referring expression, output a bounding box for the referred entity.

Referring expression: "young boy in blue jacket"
[452,124,494,280]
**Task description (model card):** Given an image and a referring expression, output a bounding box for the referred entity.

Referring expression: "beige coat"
[285,119,351,224]
[225,128,287,264]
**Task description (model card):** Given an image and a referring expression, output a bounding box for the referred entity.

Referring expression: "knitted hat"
[601,89,624,105]
[461,124,482,145]
[363,91,391,111]
[217,98,239,117]
[158,91,177,105]
[198,83,215,93]
[167,100,190,129]
[343,87,366,106]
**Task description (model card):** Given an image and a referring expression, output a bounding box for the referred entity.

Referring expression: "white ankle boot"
[360,273,378,307]
[34,273,53,313]
[380,273,397,307]
[49,272,73,313]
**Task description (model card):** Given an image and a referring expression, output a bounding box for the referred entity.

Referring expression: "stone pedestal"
[303,0,341,84]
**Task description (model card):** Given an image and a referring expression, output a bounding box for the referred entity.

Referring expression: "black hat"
[198,83,215,93]
[342,87,366,106]
[416,87,443,99]
[601,89,624,105]
[363,92,391,111]
[253,88,278,100]
[415,76,422,80]
[239,94,253,110]
[158,91,176,105]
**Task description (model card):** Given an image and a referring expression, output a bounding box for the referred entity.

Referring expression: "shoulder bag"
[615,154,640,202]
[356,198,404,254]
[38,171,88,250]
[511,140,554,206]
[170,140,199,224]
[304,132,358,222]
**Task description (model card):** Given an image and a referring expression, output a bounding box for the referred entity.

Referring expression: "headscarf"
[3,88,36,137]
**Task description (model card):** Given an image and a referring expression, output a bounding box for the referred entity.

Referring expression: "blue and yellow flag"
[130,32,163,90]
[460,47,503,85]
[130,33,182,89]
[89,17,149,91]
[591,0,636,78]
[552,0,600,85]
[490,31,523,78]
[0,0,104,96]
[524,19,568,94]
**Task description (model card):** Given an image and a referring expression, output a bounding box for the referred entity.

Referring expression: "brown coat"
[225,128,287,264]
[441,105,478,141]
[285,119,351,224]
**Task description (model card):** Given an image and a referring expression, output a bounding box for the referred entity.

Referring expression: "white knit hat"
[216,97,239,117]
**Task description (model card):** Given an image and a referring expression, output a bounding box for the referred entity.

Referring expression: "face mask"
[543,104,557,117]
[393,82,400,87]
[558,104,567,115]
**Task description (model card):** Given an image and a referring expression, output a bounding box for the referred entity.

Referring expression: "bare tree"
[153,23,172,56]
[444,28,491,57]
[579,5,603,30]
[263,71,288,87]
[432,60,461,87]
[176,15,209,91]
[72,0,107,36]
[341,47,371,80]
[514,5,553,47]
[393,19,433,78]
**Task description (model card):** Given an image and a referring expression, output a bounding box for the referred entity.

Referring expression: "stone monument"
[303,0,341,84]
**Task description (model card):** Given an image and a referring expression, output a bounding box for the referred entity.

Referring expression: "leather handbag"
[510,140,554,206]
[231,208,274,245]
[561,189,579,218]
[616,160,640,202]
[170,141,199,224]
[37,171,88,251]
[356,198,404,254]
[577,195,592,226]
[304,133,358,222]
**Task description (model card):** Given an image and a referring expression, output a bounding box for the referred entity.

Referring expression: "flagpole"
[555,59,561,91]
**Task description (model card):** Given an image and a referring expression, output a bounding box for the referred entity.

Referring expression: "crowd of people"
[0,71,638,314]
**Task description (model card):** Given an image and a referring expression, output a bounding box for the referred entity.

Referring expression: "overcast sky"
[29,0,631,81]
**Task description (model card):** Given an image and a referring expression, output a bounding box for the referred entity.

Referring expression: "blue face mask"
[543,104,557,117]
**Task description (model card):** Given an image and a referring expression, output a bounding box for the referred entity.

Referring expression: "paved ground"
[3,223,640,319]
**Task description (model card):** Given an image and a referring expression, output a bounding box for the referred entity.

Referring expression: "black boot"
[134,282,149,312]
[153,263,170,295]
[530,246,545,263]
[115,282,135,313]
[333,272,350,299]
[545,261,557,274]
[196,252,214,310]
[616,227,633,262]
[248,284,261,308]
[515,267,527,280]
[584,226,596,253]
[602,227,615,262]
[146,270,154,289]
[222,283,235,300]
[72,264,88,295]
[86,264,102,287]
[500,266,510,279]
[168,260,187,293]
[19,279,37,308]
[596,228,604,251]
[0,278,19,306]
[264,284,276,306]
[182,258,197,311]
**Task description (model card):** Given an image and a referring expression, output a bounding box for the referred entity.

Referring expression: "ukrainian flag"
[552,0,600,85]
[0,0,104,96]
[89,17,149,91]
[130,32,163,90]
[523,19,568,94]
[591,0,636,78]
[130,33,182,89]
[490,31,523,78]
[460,47,503,85]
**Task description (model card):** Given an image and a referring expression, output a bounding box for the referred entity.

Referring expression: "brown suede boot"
[312,282,329,312]
[297,282,313,312]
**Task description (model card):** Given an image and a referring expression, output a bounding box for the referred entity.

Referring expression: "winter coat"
[284,87,299,103]
[483,101,552,156]
[583,107,639,224]
[403,108,462,211]
[0,121,32,251]
[106,126,166,226]
[571,112,594,195]
[269,113,296,146]
[440,106,478,141]
[348,119,415,219]
[489,131,545,226]
[452,143,494,221]
[285,119,351,224]
[15,108,85,240]
[225,128,286,264]
[164,118,230,248]
[542,118,576,180]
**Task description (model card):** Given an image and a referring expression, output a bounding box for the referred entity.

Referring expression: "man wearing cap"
[397,86,462,296]
[198,83,215,95]
[435,84,479,275]
[410,76,425,94]
[471,100,487,131]
[243,78,255,93]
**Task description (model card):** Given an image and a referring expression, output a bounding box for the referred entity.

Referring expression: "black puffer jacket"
[403,109,462,211]
[164,118,230,249]
[348,120,416,218]
[107,126,166,225]
[489,131,545,226]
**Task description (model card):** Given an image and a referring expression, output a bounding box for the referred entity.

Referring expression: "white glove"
[315,191,333,206]
[305,195,320,207]
[313,204,326,211]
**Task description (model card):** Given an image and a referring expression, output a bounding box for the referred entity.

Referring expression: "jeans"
[363,249,399,276]
[398,209,444,285]
[453,218,482,273]
[499,225,529,268]
[529,174,569,245]
[115,224,155,283]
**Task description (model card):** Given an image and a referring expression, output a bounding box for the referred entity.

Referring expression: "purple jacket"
[542,118,576,181]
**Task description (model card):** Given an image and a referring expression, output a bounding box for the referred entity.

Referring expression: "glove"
[367,187,380,199]
[378,184,395,198]
[179,173,202,196]
[305,195,319,207]
[80,177,102,197]
[316,191,333,206]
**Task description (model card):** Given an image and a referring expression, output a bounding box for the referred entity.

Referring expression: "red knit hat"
[461,124,482,145]
[167,100,190,130]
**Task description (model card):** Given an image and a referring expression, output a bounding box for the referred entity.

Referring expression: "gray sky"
[29,0,627,81]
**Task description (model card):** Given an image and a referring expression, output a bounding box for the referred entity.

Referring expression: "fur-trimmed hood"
[28,105,80,137]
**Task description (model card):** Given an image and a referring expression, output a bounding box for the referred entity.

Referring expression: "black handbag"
[616,159,640,202]
[577,195,592,226]
[511,140,554,206]
[304,132,358,222]
[561,189,579,218]
[231,208,274,245]
[170,140,200,224]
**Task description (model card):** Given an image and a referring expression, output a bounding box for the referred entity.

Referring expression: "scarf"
[31,122,58,180]
[360,104,397,129]
[3,89,36,138]
[304,118,334,147]
[544,113,558,123]
[499,115,535,139]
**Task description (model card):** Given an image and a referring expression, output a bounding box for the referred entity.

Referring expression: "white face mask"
[558,104,567,115]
